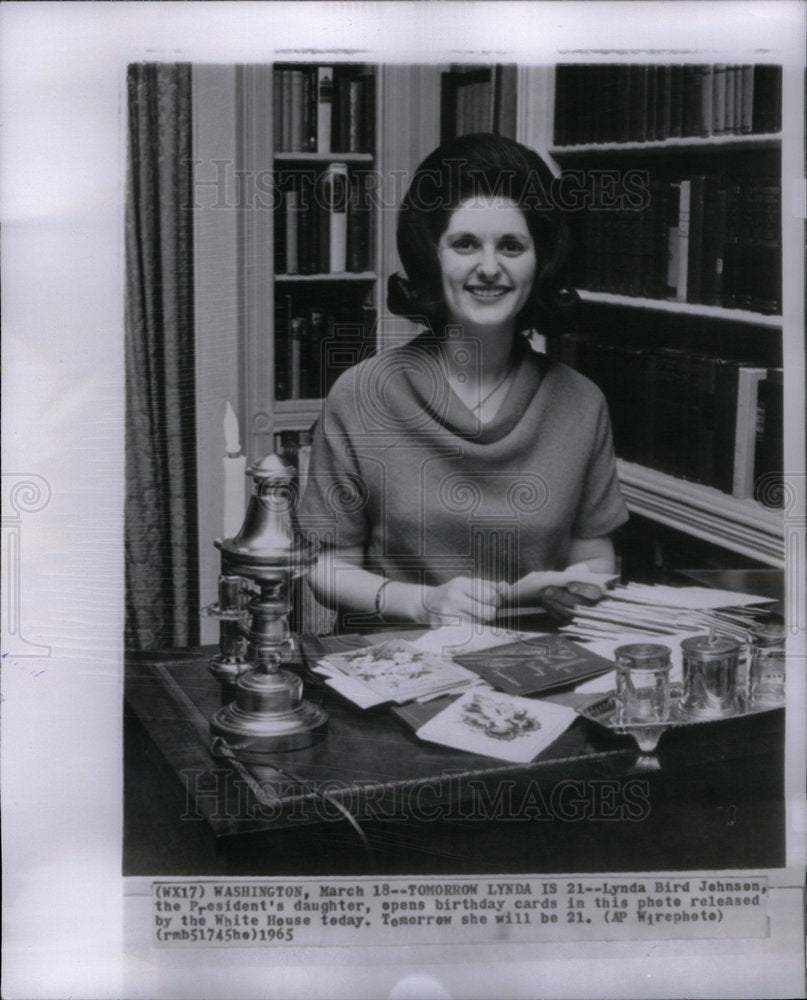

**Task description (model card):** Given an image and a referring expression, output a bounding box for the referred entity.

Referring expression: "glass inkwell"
[203,453,327,762]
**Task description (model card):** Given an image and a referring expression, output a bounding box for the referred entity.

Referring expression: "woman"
[298,133,628,627]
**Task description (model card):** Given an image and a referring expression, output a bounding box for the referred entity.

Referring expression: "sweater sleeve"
[296,374,371,552]
[571,392,630,539]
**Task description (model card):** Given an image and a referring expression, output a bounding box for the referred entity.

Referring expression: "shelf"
[551,133,781,156]
[275,272,376,283]
[272,398,323,432]
[617,460,784,568]
[576,290,782,327]
[274,152,374,163]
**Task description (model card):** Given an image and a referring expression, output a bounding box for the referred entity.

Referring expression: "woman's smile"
[466,285,512,299]
[438,195,537,336]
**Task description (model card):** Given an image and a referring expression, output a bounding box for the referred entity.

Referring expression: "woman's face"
[437,195,536,339]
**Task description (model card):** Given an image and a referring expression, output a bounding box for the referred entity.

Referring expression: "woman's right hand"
[422,577,507,625]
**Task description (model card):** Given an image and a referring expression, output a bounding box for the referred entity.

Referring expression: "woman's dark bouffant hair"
[387,132,578,337]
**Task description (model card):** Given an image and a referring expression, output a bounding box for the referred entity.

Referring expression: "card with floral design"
[320,638,475,704]
[415,689,576,762]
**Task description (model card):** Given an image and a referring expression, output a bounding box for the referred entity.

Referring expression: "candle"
[223,401,247,538]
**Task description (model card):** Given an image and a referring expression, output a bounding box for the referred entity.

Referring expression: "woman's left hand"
[537,581,604,624]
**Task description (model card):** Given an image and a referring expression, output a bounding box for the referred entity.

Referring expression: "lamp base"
[209,665,328,761]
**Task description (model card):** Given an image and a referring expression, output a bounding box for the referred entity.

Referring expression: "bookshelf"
[617,460,784,567]
[544,62,789,568]
[440,64,518,141]
[268,63,380,472]
[576,290,783,328]
[261,64,445,455]
[549,134,781,156]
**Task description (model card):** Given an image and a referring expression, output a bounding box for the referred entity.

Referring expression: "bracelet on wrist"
[374,578,392,620]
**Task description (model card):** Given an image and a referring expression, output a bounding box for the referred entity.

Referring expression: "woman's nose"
[476,246,501,280]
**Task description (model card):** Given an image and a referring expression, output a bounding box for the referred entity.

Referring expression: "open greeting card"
[317,638,477,705]
[415,689,577,763]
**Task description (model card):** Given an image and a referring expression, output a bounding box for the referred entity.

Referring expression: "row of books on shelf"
[571,175,781,315]
[274,166,373,275]
[440,65,517,141]
[273,64,375,154]
[554,64,782,146]
[557,333,783,506]
[274,299,376,401]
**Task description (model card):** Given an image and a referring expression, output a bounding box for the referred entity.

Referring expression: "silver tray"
[577,684,784,752]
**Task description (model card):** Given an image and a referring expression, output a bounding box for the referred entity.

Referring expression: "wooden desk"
[124,644,784,877]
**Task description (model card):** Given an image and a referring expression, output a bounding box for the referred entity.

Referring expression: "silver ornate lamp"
[204,453,327,761]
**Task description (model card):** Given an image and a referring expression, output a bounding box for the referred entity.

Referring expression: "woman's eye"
[500,239,527,254]
[451,237,477,251]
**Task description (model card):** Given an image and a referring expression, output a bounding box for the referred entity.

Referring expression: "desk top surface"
[125,639,784,841]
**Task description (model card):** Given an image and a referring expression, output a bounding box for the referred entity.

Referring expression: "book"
[641,179,671,298]
[316,66,333,153]
[296,430,313,491]
[323,162,348,273]
[272,69,283,148]
[273,294,292,401]
[359,71,376,153]
[753,368,784,507]
[665,181,681,299]
[296,171,316,274]
[657,64,672,141]
[645,63,658,141]
[675,178,691,302]
[452,635,614,697]
[652,346,694,478]
[686,175,706,304]
[668,64,684,137]
[682,65,699,137]
[553,64,573,145]
[332,68,351,152]
[319,638,476,705]
[281,68,293,151]
[724,64,737,134]
[284,184,300,274]
[688,351,719,486]
[740,65,754,133]
[711,357,747,493]
[722,181,743,307]
[305,308,328,399]
[698,64,714,137]
[732,366,768,498]
[494,64,518,139]
[289,315,305,399]
[303,67,316,152]
[732,65,744,134]
[712,63,727,134]
[347,170,372,273]
[415,689,576,764]
[628,64,648,142]
[743,180,782,314]
[700,180,726,306]
[274,186,287,274]
[348,78,363,151]
[752,64,782,133]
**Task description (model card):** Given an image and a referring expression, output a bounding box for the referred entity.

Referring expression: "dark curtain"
[125,63,199,650]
